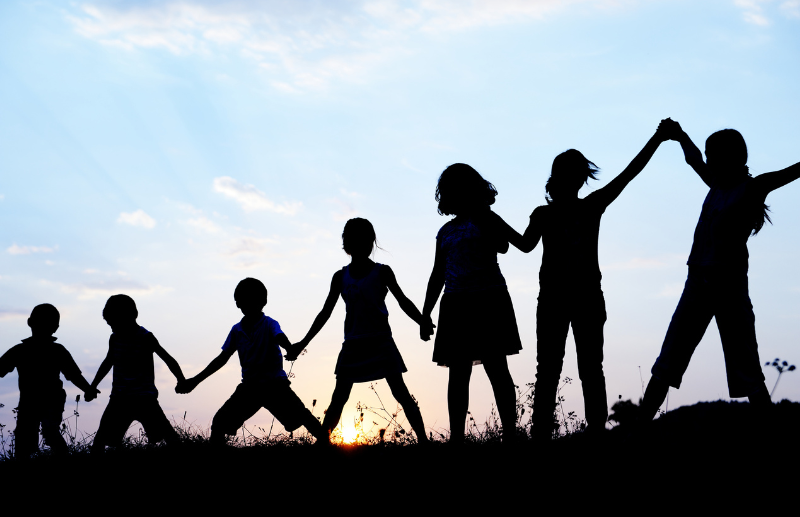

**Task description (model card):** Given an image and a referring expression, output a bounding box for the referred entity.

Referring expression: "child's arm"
[590,121,670,209]
[383,266,435,341]
[751,162,800,196]
[177,347,236,394]
[421,241,445,341]
[60,352,100,401]
[289,271,343,358]
[89,350,114,394]
[515,207,545,253]
[0,347,19,378]
[670,121,712,187]
[150,335,186,383]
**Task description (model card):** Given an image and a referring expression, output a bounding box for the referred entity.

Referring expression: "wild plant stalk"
[766,358,796,399]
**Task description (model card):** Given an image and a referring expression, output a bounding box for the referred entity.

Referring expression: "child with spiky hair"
[0,303,98,457]
[90,294,185,452]
[177,278,326,445]
[517,122,670,440]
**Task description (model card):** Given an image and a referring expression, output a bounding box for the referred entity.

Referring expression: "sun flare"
[340,427,359,444]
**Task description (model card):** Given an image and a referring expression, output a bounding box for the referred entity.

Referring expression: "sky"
[1,0,799,443]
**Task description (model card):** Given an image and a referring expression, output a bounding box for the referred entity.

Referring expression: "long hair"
[545,149,599,203]
[706,129,771,235]
[435,163,498,216]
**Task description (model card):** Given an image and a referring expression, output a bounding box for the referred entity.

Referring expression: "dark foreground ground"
[3,400,798,511]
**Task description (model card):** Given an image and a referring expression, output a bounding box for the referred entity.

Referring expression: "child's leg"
[321,379,354,436]
[210,384,262,445]
[92,397,135,453]
[572,293,608,432]
[137,397,181,446]
[385,374,428,442]
[531,294,570,441]
[13,407,40,458]
[447,362,472,443]
[483,356,517,441]
[40,389,68,454]
[643,272,713,421]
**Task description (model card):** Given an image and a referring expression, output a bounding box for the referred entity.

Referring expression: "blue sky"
[1,0,799,440]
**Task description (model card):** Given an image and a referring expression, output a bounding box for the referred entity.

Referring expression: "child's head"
[28,303,60,336]
[435,163,498,216]
[342,218,378,257]
[705,129,749,181]
[234,278,268,316]
[103,295,138,332]
[545,149,599,203]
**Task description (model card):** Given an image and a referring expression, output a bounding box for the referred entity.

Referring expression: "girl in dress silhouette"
[421,164,522,443]
[290,218,431,443]
[639,121,800,419]
[516,121,671,440]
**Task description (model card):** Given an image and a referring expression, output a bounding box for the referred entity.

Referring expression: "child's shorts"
[211,379,310,435]
[94,394,177,446]
[335,336,407,383]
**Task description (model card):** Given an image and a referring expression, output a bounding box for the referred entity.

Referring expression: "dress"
[432,214,522,366]
[334,263,407,382]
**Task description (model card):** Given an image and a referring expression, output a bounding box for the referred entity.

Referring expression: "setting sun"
[338,426,361,445]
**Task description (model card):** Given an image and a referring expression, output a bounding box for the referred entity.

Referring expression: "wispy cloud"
[7,244,58,255]
[186,216,221,234]
[57,278,172,300]
[213,176,301,215]
[118,209,157,229]
[0,309,28,321]
[657,282,685,299]
[66,0,618,92]
[735,0,770,25]
[781,0,800,18]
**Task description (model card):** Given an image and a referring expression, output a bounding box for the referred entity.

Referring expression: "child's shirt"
[534,193,607,292]
[688,176,760,272]
[0,336,82,405]
[437,216,507,294]
[222,314,287,383]
[108,326,158,398]
[341,263,392,341]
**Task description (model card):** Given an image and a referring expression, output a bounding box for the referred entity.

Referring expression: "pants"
[14,389,67,457]
[652,267,765,398]
[211,379,311,437]
[533,287,608,435]
[93,394,178,450]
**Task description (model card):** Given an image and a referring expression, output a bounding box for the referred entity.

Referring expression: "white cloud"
[57,279,172,300]
[780,0,800,18]
[7,244,58,255]
[187,216,221,234]
[66,0,616,92]
[118,209,157,229]
[657,282,685,298]
[0,310,28,321]
[213,176,301,215]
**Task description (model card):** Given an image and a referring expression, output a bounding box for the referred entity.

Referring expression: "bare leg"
[321,379,354,438]
[483,356,518,442]
[639,376,669,421]
[385,374,428,442]
[448,363,473,443]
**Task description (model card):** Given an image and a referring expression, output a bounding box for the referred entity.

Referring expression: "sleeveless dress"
[432,215,522,366]
[334,263,407,382]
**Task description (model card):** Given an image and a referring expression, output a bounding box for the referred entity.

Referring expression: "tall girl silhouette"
[639,121,800,419]
[517,122,670,440]
[290,218,430,444]
[421,164,522,443]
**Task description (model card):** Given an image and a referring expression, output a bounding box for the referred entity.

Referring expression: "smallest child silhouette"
[90,295,185,452]
[176,278,326,445]
[0,304,98,458]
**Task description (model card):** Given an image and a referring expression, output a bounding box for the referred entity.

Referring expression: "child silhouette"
[90,295,185,452]
[421,164,522,444]
[516,122,671,440]
[177,278,326,445]
[639,121,800,419]
[289,218,430,444]
[0,304,98,457]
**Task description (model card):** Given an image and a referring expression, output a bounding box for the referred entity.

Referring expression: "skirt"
[335,335,408,383]
[433,287,523,367]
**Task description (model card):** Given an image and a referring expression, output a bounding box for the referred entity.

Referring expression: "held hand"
[84,387,100,402]
[175,378,197,394]
[285,342,304,362]
[657,118,682,142]
[419,316,436,342]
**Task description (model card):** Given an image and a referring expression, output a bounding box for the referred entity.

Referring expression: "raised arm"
[151,335,186,383]
[751,162,800,196]
[290,271,342,354]
[383,266,435,340]
[670,121,712,187]
[591,122,669,209]
[177,346,235,393]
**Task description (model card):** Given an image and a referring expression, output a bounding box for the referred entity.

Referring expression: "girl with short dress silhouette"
[516,122,671,440]
[639,121,800,420]
[421,164,522,443]
[290,218,431,443]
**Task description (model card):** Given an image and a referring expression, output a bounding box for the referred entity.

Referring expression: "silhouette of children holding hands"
[90,295,184,452]
[177,278,326,445]
[516,122,671,440]
[421,164,523,443]
[0,304,98,457]
[639,121,800,419]
[289,218,430,444]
